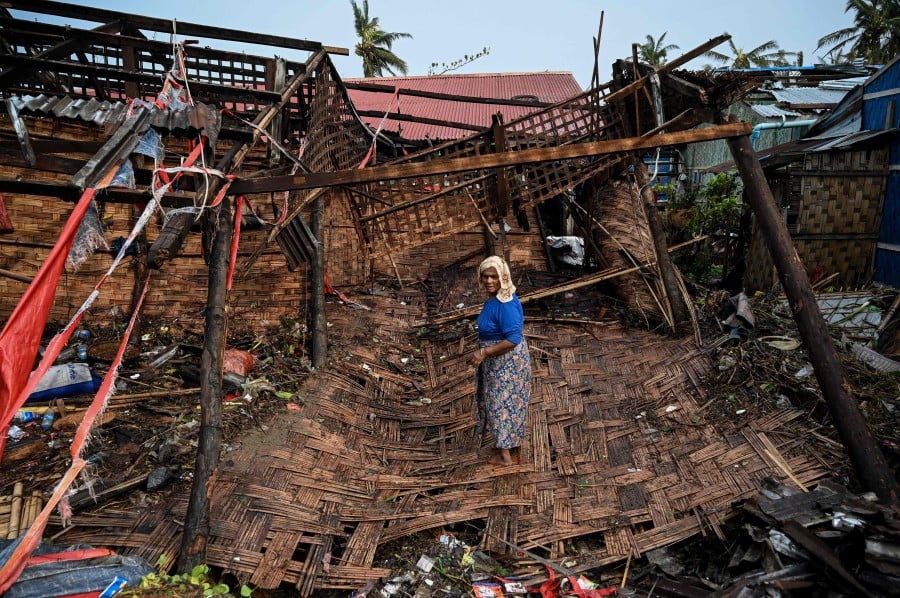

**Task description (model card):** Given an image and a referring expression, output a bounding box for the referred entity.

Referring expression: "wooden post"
[178,195,233,572]
[309,193,327,368]
[491,113,511,263]
[633,159,692,333]
[727,133,897,502]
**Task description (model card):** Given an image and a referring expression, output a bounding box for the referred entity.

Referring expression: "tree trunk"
[178,196,233,571]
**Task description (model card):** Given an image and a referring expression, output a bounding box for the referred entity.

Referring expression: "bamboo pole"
[727,133,897,502]
[7,482,23,538]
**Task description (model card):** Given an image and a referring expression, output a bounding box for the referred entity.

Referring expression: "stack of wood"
[0,482,43,538]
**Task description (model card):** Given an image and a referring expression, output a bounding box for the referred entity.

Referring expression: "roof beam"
[0,177,196,206]
[0,18,125,88]
[343,81,555,108]
[0,18,308,74]
[228,121,754,195]
[0,54,284,102]
[354,110,486,132]
[1,0,348,55]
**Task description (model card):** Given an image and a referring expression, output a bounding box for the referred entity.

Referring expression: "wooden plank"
[2,0,348,55]
[344,81,554,107]
[228,122,753,195]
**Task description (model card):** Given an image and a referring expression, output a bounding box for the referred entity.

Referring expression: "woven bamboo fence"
[745,148,889,291]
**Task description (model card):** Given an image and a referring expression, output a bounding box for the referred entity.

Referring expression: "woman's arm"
[470,339,516,366]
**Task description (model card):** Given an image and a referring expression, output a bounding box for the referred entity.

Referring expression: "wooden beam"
[343,81,554,107]
[2,0,348,55]
[0,177,196,206]
[430,236,707,326]
[598,34,731,109]
[0,17,308,73]
[0,54,284,102]
[0,18,125,88]
[229,122,753,195]
[354,110,486,132]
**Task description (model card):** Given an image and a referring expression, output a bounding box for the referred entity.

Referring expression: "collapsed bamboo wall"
[0,114,313,332]
[0,116,548,332]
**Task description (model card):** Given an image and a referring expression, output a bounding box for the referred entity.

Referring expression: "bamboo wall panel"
[745,148,889,291]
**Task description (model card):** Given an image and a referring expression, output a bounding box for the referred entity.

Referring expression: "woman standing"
[470,256,532,465]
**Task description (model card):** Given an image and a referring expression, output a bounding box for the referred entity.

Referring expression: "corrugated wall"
[864,59,900,287]
[683,103,803,177]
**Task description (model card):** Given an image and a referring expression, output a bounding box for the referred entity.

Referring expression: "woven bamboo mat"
[56,290,832,594]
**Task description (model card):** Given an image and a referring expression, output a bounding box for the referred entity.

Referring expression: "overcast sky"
[19,1,856,88]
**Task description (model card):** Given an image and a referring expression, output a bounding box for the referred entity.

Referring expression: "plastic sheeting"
[546,236,585,267]
[0,539,153,598]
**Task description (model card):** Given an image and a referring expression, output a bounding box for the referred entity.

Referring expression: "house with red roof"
[343,71,584,145]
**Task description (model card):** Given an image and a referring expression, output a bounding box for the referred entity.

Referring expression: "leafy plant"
[126,556,253,597]
[669,173,746,284]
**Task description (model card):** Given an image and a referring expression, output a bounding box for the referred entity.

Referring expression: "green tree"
[816,0,900,64]
[704,38,786,68]
[638,32,680,67]
[350,0,413,77]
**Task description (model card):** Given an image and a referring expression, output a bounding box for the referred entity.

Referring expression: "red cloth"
[0,188,95,460]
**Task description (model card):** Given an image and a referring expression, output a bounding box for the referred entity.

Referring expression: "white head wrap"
[478,255,516,303]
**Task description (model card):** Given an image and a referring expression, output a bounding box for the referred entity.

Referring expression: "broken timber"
[227,122,753,195]
[430,236,708,326]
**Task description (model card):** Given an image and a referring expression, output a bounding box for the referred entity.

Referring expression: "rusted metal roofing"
[8,95,221,142]
[346,72,583,141]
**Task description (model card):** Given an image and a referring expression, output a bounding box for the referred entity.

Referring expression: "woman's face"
[481,267,500,295]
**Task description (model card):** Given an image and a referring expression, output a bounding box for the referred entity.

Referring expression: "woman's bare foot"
[487,448,515,465]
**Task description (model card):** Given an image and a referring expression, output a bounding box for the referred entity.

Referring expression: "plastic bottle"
[13,411,37,424]
[41,409,55,431]
[73,329,91,340]
[76,344,88,361]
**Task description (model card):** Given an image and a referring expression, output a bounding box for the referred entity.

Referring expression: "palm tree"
[350,0,413,77]
[704,38,785,68]
[638,32,680,67]
[816,0,900,64]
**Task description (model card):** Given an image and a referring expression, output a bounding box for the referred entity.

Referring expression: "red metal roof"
[345,72,583,141]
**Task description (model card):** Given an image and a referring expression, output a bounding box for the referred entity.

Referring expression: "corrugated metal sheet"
[8,94,221,141]
[345,72,583,141]
[809,128,896,151]
[868,58,900,286]
[770,87,848,106]
[820,77,867,91]
[750,104,801,119]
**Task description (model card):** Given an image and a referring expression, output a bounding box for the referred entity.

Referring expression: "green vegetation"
[350,0,413,77]
[637,32,680,67]
[664,173,745,284]
[122,556,253,597]
[817,0,900,64]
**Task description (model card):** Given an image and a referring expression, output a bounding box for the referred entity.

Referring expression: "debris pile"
[623,479,900,596]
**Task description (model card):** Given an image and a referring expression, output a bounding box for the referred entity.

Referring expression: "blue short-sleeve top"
[477,295,524,345]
